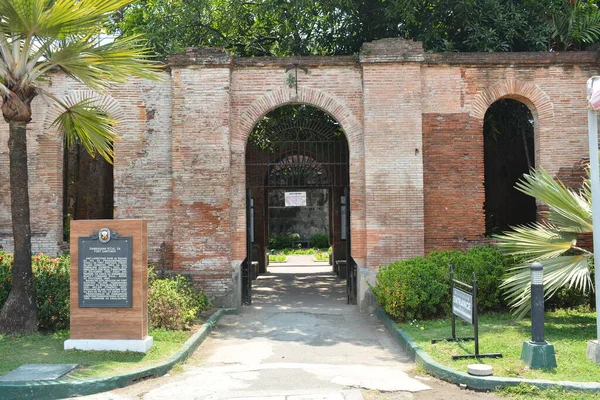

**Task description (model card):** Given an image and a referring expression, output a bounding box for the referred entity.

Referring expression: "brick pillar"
[360,39,425,268]
[168,49,235,306]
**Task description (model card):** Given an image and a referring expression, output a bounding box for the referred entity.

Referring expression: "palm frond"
[515,168,592,233]
[501,255,592,318]
[0,0,134,38]
[50,95,120,163]
[493,222,577,261]
[44,35,162,91]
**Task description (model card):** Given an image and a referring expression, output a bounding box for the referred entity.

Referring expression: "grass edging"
[0,308,237,400]
[375,307,600,393]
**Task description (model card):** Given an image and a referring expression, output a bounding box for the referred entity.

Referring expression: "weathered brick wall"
[420,57,597,253]
[110,76,173,262]
[360,53,425,267]
[0,74,173,261]
[170,52,235,305]
[422,113,486,252]
[1,39,598,308]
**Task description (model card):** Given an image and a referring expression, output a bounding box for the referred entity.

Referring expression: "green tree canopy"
[114,0,600,58]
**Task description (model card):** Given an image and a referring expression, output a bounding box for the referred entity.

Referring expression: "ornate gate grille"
[246,105,349,189]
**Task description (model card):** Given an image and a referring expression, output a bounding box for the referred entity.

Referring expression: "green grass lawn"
[0,327,196,379]
[399,309,600,383]
[498,383,600,399]
[268,254,287,263]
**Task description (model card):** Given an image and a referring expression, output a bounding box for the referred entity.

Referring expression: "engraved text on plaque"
[78,229,133,307]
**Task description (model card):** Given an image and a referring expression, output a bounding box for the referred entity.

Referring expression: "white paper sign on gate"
[285,192,307,207]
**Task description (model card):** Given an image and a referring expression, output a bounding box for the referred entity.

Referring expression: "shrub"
[372,256,449,321]
[34,254,70,331]
[269,233,303,250]
[0,251,70,331]
[372,246,512,321]
[148,268,209,330]
[310,233,329,249]
[436,246,510,313]
[0,251,14,306]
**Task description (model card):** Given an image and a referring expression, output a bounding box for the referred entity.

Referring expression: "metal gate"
[242,188,253,305]
[244,104,354,305]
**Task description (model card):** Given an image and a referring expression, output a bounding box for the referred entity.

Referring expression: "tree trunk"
[0,121,37,334]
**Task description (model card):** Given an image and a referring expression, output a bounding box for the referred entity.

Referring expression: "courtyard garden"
[267,233,331,263]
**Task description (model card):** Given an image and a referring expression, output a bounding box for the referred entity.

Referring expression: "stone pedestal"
[65,220,152,353]
[586,340,600,364]
[520,341,557,369]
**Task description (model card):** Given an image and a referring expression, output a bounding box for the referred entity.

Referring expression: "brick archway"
[230,87,366,266]
[237,87,363,152]
[470,79,554,122]
[471,79,555,172]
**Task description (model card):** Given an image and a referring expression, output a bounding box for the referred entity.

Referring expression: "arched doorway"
[243,104,353,305]
[483,98,536,235]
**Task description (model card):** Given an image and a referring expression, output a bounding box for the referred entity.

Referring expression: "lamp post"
[586,77,600,364]
[530,262,546,344]
[520,262,557,369]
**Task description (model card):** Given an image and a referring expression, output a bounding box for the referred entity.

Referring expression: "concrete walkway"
[82,256,500,400]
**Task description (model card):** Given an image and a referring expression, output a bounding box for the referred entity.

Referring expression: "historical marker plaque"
[78,228,133,308]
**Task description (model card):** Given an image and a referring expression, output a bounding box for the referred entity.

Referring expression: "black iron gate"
[242,188,253,305]
[345,186,357,305]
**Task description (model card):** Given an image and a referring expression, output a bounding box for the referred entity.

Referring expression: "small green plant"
[314,252,329,261]
[148,268,209,330]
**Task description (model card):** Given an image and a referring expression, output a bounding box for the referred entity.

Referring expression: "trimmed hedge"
[372,246,513,321]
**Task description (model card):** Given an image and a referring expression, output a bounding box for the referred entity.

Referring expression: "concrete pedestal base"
[520,341,557,369]
[586,340,600,364]
[64,337,153,353]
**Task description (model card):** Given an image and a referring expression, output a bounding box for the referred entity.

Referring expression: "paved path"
[82,256,500,400]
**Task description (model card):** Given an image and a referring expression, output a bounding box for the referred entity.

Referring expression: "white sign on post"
[285,192,307,207]
[452,287,473,324]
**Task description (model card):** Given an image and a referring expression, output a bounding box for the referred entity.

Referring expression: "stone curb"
[0,308,237,400]
[375,307,600,393]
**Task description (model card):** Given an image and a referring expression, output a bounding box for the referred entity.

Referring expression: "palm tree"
[550,0,600,51]
[0,0,160,334]
[494,168,593,317]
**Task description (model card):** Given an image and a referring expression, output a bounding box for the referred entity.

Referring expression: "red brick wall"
[422,113,486,252]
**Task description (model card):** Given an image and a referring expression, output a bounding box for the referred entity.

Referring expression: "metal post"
[520,261,556,368]
[530,262,545,344]
[473,273,479,356]
[588,108,600,342]
[450,265,456,339]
